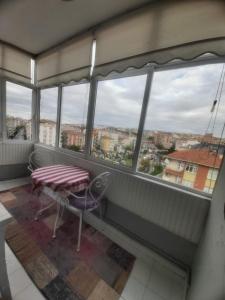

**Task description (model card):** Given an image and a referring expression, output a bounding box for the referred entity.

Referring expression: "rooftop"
[166,149,223,169]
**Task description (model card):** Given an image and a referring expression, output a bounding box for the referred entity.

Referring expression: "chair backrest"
[87,172,111,204]
[27,150,43,172]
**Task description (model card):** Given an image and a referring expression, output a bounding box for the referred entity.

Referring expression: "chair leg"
[57,204,65,229]
[76,211,83,252]
[35,201,55,221]
[52,202,61,239]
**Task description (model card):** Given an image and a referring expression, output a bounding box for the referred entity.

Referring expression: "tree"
[61,132,68,148]
[167,144,175,154]
[150,164,163,176]
[138,158,150,172]
[67,145,81,152]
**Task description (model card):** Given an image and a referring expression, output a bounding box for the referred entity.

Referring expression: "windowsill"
[0,139,34,144]
[35,143,212,202]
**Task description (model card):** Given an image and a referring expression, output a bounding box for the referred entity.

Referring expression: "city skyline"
[6,63,225,139]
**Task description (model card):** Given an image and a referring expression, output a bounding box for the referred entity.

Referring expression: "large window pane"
[138,64,225,194]
[60,83,90,153]
[6,82,32,140]
[92,75,147,167]
[39,87,58,146]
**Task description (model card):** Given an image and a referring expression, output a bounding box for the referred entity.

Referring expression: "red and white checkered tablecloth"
[31,164,90,192]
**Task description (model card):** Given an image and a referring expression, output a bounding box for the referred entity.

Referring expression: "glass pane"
[138,64,225,194]
[60,83,90,153]
[6,81,32,140]
[39,87,58,146]
[92,74,147,167]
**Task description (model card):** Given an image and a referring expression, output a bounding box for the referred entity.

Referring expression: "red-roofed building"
[163,149,223,193]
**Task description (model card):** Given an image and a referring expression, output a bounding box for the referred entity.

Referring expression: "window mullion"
[132,67,155,173]
[55,86,62,148]
[35,88,40,143]
[85,78,98,158]
[0,78,3,141]
[32,87,39,142]
[1,79,6,141]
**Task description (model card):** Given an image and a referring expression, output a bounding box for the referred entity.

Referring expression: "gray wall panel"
[35,144,210,245]
[104,201,196,267]
[0,164,29,180]
[0,142,33,165]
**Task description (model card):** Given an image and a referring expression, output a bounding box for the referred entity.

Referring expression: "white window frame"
[59,81,91,155]
[35,56,225,198]
[2,78,35,143]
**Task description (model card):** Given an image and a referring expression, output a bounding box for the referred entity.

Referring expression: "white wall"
[188,158,225,300]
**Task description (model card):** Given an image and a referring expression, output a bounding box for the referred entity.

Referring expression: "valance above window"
[94,0,225,76]
[36,33,93,87]
[0,43,31,84]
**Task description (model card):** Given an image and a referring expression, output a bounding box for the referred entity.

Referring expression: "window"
[6,82,32,140]
[60,83,90,152]
[185,164,198,173]
[203,186,213,194]
[138,64,225,194]
[39,87,58,146]
[92,74,147,167]
[207,168,218,180]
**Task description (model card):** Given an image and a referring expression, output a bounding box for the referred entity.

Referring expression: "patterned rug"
[0,185,135,300]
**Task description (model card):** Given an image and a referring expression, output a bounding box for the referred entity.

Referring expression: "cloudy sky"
[6,62,225,138]
[6,82,32,119]
[40,87,58,121]
[145,63,225,137]
[61,83,89,125]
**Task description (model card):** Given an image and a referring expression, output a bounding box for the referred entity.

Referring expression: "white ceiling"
[0,0,151,55]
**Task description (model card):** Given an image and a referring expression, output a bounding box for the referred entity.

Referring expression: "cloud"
[6,82,32,119]
[61,83,89,124]
[5,63,225,139]
[94,74,147,128]
[40,87,58,121]
[144,63,225,137]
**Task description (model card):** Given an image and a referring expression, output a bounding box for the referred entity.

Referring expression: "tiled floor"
[5,243,45,300]
[0,179,187,300]
[0,177,30,192]
[120,259,185,300]
[4,245,186,300]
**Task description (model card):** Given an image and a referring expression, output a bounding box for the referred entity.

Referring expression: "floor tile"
[147,261,175,300]
[0,203,12,221]
[14,284,46,300]
[171,274,186,300]
[9,267,32,297]
[6,254,22,275]
[66,261,100,299]
[88,279,120,300]
[131,259,152,286]
[142,288,164,300]
[121,276,145,300]
[0,177,30,192]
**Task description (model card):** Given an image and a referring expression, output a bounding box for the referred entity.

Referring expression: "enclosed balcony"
[0,1,225,300]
